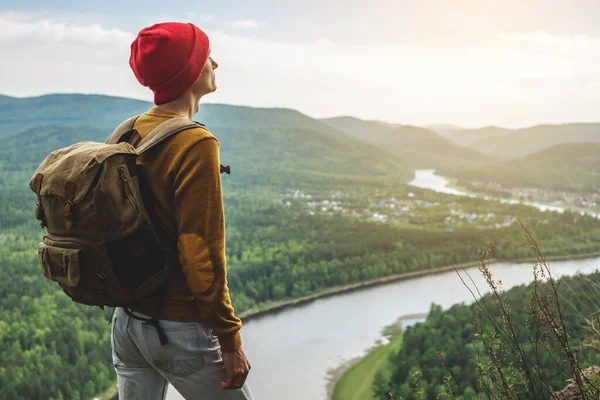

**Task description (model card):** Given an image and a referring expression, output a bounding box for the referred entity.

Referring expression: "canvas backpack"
[30,115,206,314]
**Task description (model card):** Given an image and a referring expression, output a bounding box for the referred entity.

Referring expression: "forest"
[374,265,600,399]
[447,142,600,195]
[2,94,600,399]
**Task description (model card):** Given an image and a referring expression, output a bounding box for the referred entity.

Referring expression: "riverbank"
[323,251,600,400]
[330,324,404,400]
[237,250,600,323]
[328,313,428,400]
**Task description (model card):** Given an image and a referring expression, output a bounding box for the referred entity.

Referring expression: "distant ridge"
[321,116,495,172]
[449,123,600,158]
[423,124,465,136]
[448,126,512,146]
[448,142,600,192]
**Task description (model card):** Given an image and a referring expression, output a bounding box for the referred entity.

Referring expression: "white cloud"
[223,20,259,30]
[499,31,600,52]
[0,11,599,127]
[316,37,334,47]
[0,11,133,44]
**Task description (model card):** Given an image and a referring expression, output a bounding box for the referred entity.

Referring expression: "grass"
[333,325,403,400]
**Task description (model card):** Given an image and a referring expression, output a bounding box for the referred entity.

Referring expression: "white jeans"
[111,307,253,400]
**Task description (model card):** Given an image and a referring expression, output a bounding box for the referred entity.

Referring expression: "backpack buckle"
[64,201,75,230]
[63,181,78,230]
[36,203,47,228]
[96,269,108,295]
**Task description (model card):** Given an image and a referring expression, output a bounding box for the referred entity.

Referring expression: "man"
[110,22,253,399]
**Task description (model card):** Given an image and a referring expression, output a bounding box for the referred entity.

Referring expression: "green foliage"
[333,326,403,400]
[3,94,600,398]
[379,272,600,399]
[0,241,115,399]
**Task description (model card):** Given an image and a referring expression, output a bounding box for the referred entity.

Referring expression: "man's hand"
[220,345,251,390]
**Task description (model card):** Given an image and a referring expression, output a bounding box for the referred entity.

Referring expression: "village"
[466,181,600,213]
[281,188,520,230]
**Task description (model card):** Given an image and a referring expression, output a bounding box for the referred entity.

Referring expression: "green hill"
[460,123,600,158]
[0,95,413,189]
[201,106,412,187]
[0,94,152,139]
[321,116,495,172]
[449,142,600,192]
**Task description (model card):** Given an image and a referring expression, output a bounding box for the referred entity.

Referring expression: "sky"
[1,0,599,128]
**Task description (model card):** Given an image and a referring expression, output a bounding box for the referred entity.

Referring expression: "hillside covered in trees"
[2,94,600,399]
[446,142,600,194]
[375,265,600,399]
[321,116,495,172]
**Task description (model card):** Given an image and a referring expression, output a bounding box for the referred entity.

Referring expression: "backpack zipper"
[118,166,139,214]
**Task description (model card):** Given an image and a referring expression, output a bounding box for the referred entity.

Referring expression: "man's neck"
[154,95,202,119]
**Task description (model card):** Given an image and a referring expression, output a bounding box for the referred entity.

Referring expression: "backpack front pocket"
[38,242,81,287]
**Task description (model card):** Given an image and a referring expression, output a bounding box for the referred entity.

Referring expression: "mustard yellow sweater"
[128,107,242,352]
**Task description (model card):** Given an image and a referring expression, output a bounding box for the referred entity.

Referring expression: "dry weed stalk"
[451,219,600,399]
[518,218,599,398]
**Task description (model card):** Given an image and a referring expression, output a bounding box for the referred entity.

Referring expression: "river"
[164,169,599,400]
[408,169,568,213]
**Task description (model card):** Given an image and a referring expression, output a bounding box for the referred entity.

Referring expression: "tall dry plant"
[452,218,600,399]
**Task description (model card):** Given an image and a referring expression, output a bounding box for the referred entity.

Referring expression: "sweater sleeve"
[172,135,242,352]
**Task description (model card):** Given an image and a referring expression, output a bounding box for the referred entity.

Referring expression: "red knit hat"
[129,22,210,104]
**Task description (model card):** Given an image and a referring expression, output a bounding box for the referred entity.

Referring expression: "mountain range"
[3,93,600,193]
[0,94,412,190]
[448,123,600,158]
[320,116,495,173]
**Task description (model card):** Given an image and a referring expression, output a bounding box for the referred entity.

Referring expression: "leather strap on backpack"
[105,115,141,145]
[106,115,234,173]
[63,181,77,230]
[33,173,47,228]
[113,117,202,346]
[134,118,205,155]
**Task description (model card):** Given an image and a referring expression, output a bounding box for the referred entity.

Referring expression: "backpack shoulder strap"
[135,118,207,155]
[105,115,141,144]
